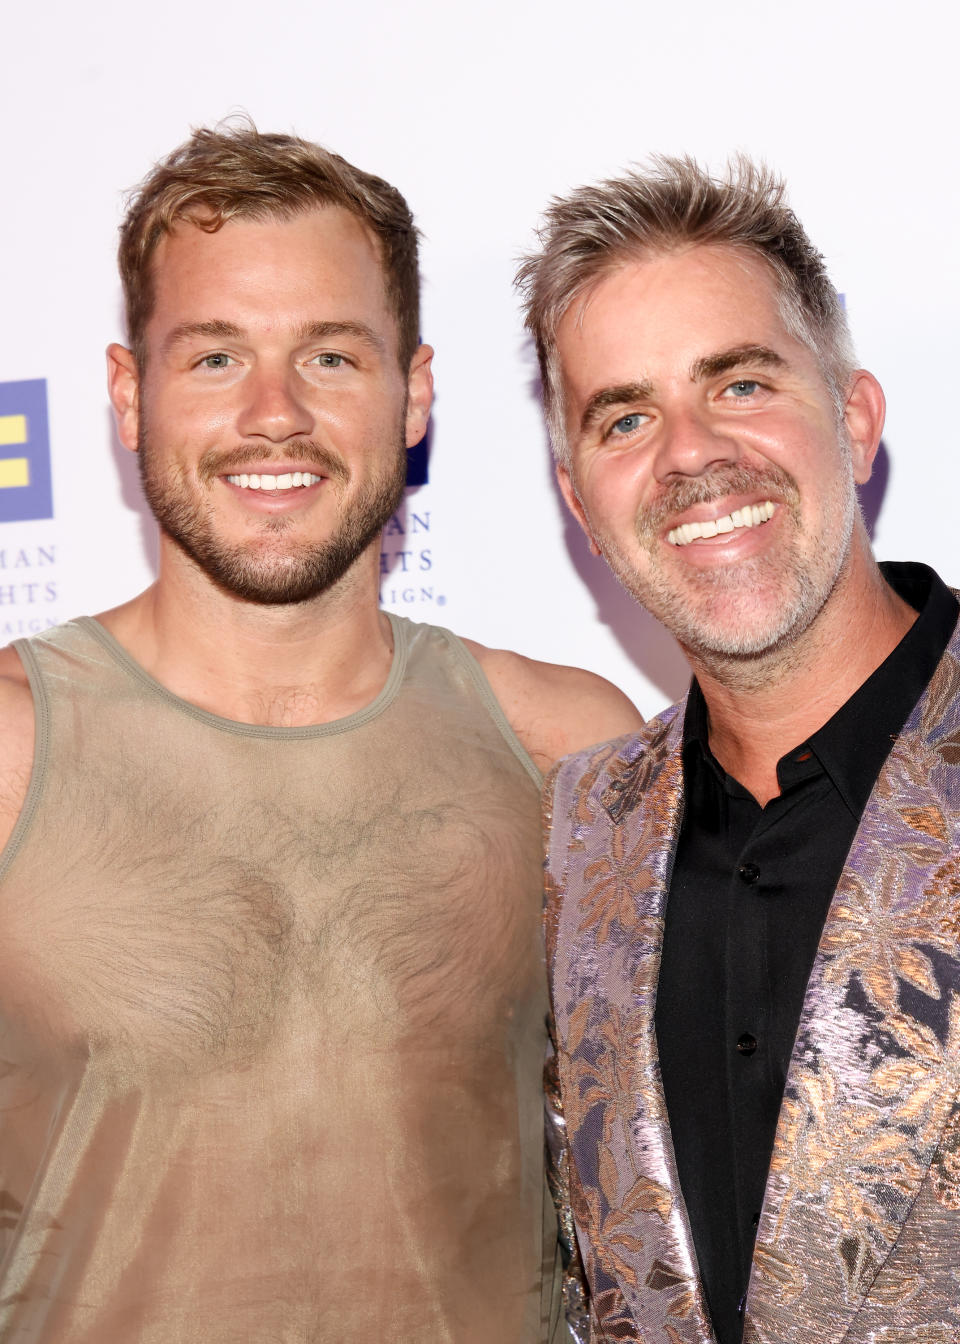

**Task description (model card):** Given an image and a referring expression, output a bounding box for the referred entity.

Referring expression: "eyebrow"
[580,382,654,435]
[162,318,387,356]
[294,320,386,352]
[690,344,787,381]
[162,320,244,355]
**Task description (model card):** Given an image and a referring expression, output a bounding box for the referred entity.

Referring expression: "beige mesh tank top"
[0,615,566,1343]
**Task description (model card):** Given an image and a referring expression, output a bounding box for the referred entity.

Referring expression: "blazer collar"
[572,702,721,1343]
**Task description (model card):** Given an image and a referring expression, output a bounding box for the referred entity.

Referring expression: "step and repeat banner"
[1,0,955,718]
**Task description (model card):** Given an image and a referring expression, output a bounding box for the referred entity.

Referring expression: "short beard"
[592,457,856,664]
[139,434,407,605]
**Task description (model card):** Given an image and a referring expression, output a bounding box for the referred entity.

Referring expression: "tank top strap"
[395,615,541,787]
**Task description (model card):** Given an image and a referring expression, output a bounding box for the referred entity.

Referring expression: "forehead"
[555,244,803,390]
[146,207,391,335]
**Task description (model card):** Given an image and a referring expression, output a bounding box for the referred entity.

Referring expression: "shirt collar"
[683,562,959,815]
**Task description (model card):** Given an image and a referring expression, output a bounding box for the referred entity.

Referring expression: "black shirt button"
[738,862,760,884]
[737,1033,758,1055]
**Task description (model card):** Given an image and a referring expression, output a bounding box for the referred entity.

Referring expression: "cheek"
[315,388,397,436]
[745,409,835,463]
[150,394,235,441]
[582,455,650,523]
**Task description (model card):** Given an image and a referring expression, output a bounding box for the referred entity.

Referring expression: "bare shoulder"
[0,643,36,852]
[461,637,643,774]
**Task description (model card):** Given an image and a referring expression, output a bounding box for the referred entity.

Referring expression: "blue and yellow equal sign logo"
[0,379,53,524]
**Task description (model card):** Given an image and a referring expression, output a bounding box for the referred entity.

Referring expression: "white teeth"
[226,472,323,491]
[667,500,776,546]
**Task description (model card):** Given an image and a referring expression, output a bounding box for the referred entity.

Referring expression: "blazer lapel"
[547,707,716,1343]
[746,639,960,1343]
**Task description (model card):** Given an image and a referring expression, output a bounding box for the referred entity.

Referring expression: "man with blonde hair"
[518,157,960,1342]
[0,124,639,1342]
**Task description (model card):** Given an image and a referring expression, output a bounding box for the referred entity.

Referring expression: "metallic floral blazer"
[545,632,960,1344]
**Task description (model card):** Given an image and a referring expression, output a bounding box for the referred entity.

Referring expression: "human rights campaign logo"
[0,380,53,524]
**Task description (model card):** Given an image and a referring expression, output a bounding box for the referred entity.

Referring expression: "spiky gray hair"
[515,155,855,464]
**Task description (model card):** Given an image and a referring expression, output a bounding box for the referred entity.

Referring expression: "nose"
[235,365,315,443]
[652,405,741,482]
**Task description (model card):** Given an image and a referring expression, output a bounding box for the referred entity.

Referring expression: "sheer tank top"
[0,615,565,1342]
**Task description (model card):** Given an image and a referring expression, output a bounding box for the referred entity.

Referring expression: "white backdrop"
[1,0,956,718]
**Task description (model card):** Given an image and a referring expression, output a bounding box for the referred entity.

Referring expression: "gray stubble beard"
[589,456,858,670]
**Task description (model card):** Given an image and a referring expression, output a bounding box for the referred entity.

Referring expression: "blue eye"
[727,379,759,397]
[611,413,645,436]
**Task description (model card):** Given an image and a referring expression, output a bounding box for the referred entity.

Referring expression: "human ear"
[404,343,434,448]
[842,370,886,484]
[557,464,602,557]
[106,344,141,453]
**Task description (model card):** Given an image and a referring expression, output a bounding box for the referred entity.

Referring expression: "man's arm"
[0,645,36,855]
[463,640,643,773]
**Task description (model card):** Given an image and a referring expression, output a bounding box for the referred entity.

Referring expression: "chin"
[668,575,840,663]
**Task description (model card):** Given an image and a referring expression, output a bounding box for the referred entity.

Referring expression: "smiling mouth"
[225,472,324,492]
[667,500,776,547]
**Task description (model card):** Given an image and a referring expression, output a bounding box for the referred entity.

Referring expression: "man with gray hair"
[518,157,960,1342]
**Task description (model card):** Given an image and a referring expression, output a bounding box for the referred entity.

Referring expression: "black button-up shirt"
[654,562,958,1344]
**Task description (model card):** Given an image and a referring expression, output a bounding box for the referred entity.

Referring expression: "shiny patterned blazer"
[544,628,960,1344]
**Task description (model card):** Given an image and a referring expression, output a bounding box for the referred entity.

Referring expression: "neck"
[687,550,916,806]
[96,541,393,727]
